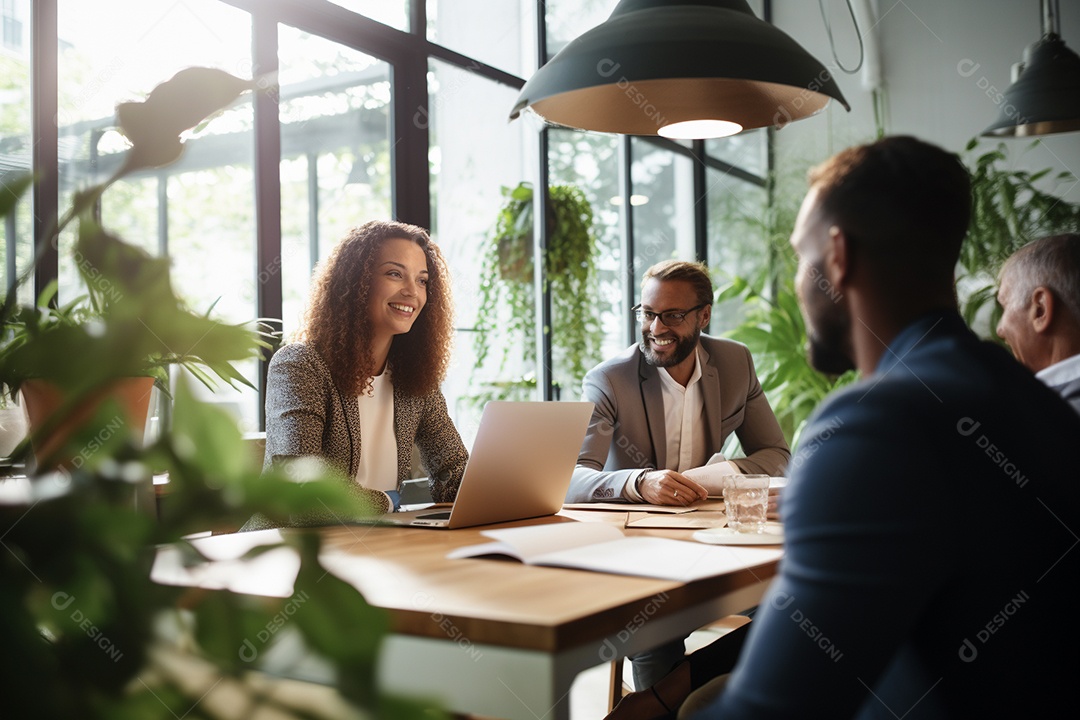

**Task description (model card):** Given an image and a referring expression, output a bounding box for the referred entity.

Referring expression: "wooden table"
[152,510,782,720]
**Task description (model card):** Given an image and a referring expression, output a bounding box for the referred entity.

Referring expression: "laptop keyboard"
[416,510,452,520]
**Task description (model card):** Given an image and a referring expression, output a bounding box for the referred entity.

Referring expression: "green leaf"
[291,535,388,675]
[509,181,533,202]
[171,379,249,482]
[378,693,450,720]
[192,590,276,673]
[730,326,774,351]
[115,67,252,175]
[714,277,750,303]
[0,172,33,219]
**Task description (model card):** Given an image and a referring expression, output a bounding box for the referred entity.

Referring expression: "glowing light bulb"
[658,119,743,139]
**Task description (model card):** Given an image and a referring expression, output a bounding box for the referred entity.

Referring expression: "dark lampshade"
[510,0,850,139]
[982,34,1080,137]
[983,0,1080,137]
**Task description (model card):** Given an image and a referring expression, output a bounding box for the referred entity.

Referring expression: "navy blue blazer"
[712,312,1080,719]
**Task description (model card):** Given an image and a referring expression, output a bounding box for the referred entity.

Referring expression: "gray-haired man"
[996,233,1080,413]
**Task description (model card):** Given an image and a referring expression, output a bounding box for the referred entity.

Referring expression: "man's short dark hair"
[1001,233,1080,325]
[807,136,971,287]
[642,260,713,307]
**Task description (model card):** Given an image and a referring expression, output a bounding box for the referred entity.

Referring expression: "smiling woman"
[243,220,468,530]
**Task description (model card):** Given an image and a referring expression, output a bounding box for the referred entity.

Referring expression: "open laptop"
[365,400,593,529]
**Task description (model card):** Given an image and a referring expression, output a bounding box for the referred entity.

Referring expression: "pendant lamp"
[509,0,850,139]
[983,0,1080,137]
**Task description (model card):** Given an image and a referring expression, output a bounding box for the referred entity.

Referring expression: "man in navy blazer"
[693,137,1080,719]
[996,233,1080,414]
[567,260,790,507]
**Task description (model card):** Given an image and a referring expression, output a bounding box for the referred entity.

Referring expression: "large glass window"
[707,168,769,334]
[277,25,392,339]
[706,129,768,178]
[549,129,623,363]
[427,0,533,76]
[0,0,32,304]
[428,57,527,443]
[327,1,410,32]
[629,138,695,296]
[56,0,257,427]
[545,0,617,55]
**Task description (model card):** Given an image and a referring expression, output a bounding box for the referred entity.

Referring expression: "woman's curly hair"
[297,220,455,398]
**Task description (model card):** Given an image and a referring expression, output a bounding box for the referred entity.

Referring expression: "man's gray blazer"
[567,335,791,503]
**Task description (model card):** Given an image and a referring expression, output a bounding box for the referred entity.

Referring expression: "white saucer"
[693,522,784,545]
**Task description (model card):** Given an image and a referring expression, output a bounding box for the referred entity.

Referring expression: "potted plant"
[0,387,27,459]
[471,181,602,400]
[0,69,268,470]
[0,68,438,719]
[0,235,268,469]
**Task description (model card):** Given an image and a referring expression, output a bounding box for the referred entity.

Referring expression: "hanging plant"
[472,181,602,400]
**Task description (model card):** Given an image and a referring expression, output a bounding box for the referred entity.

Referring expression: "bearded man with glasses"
[568,259,789,509]
[567,259,790,690]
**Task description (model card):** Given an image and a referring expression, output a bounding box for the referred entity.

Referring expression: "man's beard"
[804,268,855,375]
[640,326,700,368]
[807,324,856,375]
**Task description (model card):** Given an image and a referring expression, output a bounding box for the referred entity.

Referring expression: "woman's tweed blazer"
[247,342,468,527]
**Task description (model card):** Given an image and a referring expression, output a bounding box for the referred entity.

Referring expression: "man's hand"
[638,470,708,506]
[767,486,783,519]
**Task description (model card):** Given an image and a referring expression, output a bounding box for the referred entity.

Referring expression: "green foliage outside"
[713,183,856,448]
[956,138,1080,338]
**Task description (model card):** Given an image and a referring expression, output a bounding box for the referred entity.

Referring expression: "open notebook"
[447,522,782,581]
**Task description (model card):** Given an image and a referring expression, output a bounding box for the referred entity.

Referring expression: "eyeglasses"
[632,303,707,327]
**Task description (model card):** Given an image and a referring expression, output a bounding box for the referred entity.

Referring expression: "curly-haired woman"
[252,220,467,526]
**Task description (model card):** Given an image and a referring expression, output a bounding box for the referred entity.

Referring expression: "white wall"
[771,0,1080,203]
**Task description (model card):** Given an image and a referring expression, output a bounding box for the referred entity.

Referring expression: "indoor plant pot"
[20,376,155,471]
[0,393,28,459]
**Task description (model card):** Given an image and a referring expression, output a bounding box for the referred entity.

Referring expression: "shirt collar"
[1035,353,1080,387]
[875,311,968,376]
[658,346,703,389]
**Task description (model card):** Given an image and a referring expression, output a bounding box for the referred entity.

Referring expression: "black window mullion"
[390,52,430,229]
[692,139,710,333]
[252,8,283,430]
[692,139,708,265]
[221,0,415,68]
[409,0,424,37]
[534,128,553,401]
[306,151,319,273]
[32,0,58,302]
[620,135,636,347]
[534,0,553,401]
